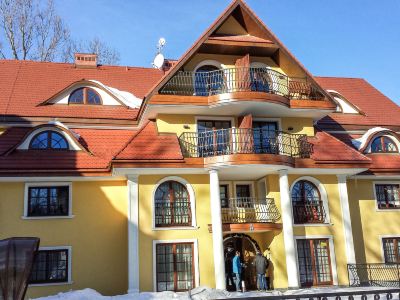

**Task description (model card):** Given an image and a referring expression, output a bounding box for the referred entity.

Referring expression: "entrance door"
[197,120,231,157]
[252,121,278,154]
[223,235,259,291]
[296,239,333,287]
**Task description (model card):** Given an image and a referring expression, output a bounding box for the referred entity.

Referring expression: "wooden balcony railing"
[159,67,325,100]
[179,128,312,158]
[293,200,326,224]
[221,197,280,224]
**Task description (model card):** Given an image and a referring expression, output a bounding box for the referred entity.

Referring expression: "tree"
[0,0,120,64]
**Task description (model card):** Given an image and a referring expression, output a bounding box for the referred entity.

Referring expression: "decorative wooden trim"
[208,222,282,233]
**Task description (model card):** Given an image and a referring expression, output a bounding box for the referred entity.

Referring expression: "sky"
[55,0,400,104]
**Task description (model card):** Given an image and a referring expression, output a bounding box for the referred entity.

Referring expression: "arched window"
[154,181,191,227]
[370,136,398,153]
[68,87,102,105]
[291,180,325,224]
[29,131,69,150]
[194,65,223,96]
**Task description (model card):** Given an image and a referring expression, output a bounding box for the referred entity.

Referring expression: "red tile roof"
[115,121,183,161]
[0,60,163,121]
[315,77,400,127]
[309,131,370,163]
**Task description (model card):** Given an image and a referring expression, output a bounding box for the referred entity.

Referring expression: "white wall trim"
[127,175,139,294]
[17,126,81,151]
[364,134,400,154]
[152,239,200,292]
[372,181,400,211]
[29,246,72,286]
[294,235,338,286]
[23,182,72,218]
[290,176,331,224]
[151,176,197,230]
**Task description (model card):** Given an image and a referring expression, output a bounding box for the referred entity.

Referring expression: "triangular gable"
[139,0,336,118]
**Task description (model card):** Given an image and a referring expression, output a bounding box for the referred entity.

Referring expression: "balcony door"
[297,239,333,287]
[252,121,278,154]
[197,120,231,157]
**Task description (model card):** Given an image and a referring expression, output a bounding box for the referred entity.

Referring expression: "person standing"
[255,250,268,291]
[225,246,235,289]
[232,250,242,292]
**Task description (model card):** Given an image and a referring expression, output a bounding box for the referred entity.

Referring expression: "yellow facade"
[0,181,128,298]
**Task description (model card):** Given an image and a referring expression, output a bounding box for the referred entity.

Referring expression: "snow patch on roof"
[89,80,142,108]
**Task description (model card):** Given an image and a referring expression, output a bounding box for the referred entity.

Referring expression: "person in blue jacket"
[232,250,242,292]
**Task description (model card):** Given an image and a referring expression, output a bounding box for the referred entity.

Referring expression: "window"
[156,243,194,291]
[27,185,70,217]
[29,249,69,284]
[375,184,400,209]
[383,238,400,263]
[370,136,398,153]
[292,180,325,224]
[220,184,229,208]
[154,181,191,227]
[297,239,333,287]
[29,131,68,150]
[68,87,102,105]
[194,65,223,96]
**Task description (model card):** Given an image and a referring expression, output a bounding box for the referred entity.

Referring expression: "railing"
[154,201,192,227]
[179,128,312,158]
[159,67,325,100]
[348,263,400,288]
[293,200,326,224]
[221,197,280,224]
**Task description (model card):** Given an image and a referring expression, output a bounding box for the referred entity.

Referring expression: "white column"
[337,174,356,265]
[279,169,300,288]
[209,169,226,290]
[127,175,139,294]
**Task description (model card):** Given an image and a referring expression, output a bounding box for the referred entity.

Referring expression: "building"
[1,0,399,298]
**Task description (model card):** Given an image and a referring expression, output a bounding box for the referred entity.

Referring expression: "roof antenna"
[152,38,166,70]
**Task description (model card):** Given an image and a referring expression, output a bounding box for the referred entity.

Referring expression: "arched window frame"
[29,130,69,150]
[68,87,102,105]
[192,60,224,96]
[152,176,197,229]
[290,176,330,225]
[369,135,399,154]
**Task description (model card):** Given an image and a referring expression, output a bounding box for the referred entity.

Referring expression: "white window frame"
[17,127,81,151]
[290,176,331,226]
[233,181,255,198]
[373,181,400,212]
[152,176,197,230]
[152,239,199,292]
[29,246,73,286]
[23,182,73,219]
[294,235,338,286]
[380,235,400,263]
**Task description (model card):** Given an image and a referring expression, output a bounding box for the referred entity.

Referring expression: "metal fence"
[221,197,280,224]
[160,67,325,100]
[348,264,400,288]
[179,128,312,158]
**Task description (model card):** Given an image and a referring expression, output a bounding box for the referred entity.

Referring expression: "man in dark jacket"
[255,250,268,291]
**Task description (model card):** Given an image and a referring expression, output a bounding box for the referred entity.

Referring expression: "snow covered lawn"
[32,286,400,300]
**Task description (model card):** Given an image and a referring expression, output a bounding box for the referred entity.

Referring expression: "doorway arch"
[223,233,261,290]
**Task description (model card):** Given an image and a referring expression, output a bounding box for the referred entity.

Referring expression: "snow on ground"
[33,286,400,300]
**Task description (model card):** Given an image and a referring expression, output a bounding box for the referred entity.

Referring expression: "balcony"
[348,263,400,287]
[179,128,312,159]
[159,67,325,101]
[293,200,326,224]
[222,197,280,224]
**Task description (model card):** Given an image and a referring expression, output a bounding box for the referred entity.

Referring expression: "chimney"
[74,53,97,68]
[162,59,178,72]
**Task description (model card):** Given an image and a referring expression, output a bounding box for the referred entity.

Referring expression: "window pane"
[30,132,48,149]
[69,88,84,104]
[28,186,69,217]
[376,184,400,209]
[86,88,101,105]
[383,238,400,263]
[383,137,397,152]
[29,250,68,283]
[50,132,68,149]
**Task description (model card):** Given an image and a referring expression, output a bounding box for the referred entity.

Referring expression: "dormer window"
[371,136,398,153]
[29,131,69,150]
[68,87,102,105]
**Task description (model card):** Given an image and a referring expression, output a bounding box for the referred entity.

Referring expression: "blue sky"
[56,0,400,103]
